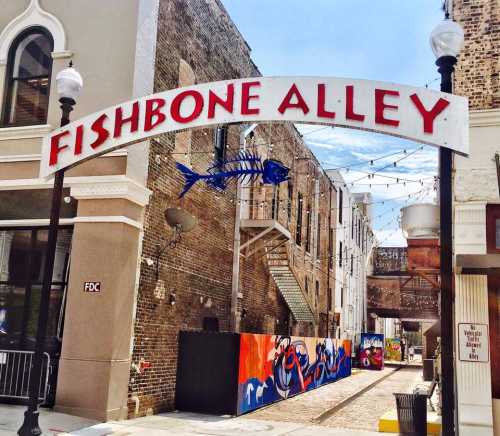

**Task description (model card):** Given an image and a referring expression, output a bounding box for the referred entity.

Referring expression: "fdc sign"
[40,76,469,177]
[84,281,101,293]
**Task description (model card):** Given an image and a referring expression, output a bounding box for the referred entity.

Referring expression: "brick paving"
[320,367,423,432]
[241,367,398,423]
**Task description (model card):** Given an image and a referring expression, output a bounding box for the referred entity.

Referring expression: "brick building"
[451,0,500,433]
[0,0,373,422]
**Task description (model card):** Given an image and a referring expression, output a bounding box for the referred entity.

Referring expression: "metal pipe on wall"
[230,124,258,332]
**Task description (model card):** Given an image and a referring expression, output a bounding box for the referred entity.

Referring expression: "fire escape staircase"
[266,243,316,323]
[239,219,316,324]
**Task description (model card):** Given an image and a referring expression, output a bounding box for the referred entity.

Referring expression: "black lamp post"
[430,13,464,436]
[19,63,83,436]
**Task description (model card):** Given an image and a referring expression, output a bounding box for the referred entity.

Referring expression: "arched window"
[2,28,53,126]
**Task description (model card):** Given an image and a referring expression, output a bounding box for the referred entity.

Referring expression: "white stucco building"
[327,170,374,345]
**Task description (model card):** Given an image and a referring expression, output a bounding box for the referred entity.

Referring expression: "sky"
[221,0,445,246]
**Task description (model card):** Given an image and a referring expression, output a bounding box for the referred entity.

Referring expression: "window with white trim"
[2,27,53,127]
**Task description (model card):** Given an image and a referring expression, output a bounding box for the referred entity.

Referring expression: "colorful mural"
[237,334,352,414]
[360,333,384,370]
[384,337,402,361]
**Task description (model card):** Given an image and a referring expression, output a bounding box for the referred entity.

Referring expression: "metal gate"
[0,350,50,402]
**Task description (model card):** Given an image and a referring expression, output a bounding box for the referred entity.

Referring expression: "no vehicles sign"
[458,323,489,363]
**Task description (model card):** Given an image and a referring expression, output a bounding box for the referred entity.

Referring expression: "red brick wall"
[453,0,500,109]
[407,239,440,270]
[127,0,338,417]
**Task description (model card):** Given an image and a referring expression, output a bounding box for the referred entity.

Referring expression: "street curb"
[311,366,403,424]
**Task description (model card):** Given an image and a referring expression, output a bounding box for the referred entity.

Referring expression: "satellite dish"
[164,208,197,233]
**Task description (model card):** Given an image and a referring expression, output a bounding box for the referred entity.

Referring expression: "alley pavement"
[246,367,398,423]
[0,367,420,435]
[321,367,423,431]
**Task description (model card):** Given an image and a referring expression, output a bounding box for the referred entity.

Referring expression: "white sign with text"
[40,76,469,178]
[458,323,489,363]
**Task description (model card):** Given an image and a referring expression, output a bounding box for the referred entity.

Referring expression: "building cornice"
[0,149,127,163]
[69,176,151,207]
[0,124,52,141]
[0,175,152,207]
[73,216,143,229]
[0,216,142,230]
[469,108,500,127]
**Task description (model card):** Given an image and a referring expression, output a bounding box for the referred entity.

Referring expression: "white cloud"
[375,229,407,247]
[294,125,438,248]
[300,126,392,150]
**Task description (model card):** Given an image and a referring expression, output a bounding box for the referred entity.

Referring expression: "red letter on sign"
[49,130,70,166]
[114,102,140,138]
[346,85,365,121]
[74,124,84,155]
[90,114,110,149]
[278,83,310,115]
[410,94,450,134]
[317,84,335,119]
[241,81,261,115]
[208,83,234,119]
[145,98,166,132]
[171,90,204,123]
[375,89,400,127]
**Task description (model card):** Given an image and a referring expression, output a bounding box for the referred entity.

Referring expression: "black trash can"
[394,393,427,436]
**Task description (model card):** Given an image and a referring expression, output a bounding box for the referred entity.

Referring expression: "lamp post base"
[18,409,41,436]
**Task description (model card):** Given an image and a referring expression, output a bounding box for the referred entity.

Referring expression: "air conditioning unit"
[401,203,439,239]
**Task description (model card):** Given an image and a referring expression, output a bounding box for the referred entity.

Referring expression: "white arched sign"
[40,76,469,177]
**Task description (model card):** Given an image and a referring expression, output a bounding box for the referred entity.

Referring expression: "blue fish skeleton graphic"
[176,151,290,198]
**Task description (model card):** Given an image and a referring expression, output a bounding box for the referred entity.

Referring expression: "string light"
[165,129,436,285]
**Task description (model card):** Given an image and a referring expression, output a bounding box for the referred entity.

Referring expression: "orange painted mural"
[237,334,352,414]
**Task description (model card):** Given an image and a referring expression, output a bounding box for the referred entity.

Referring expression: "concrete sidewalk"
[69,412,389,435]
[0,408,393,436]
[0,404,97,435]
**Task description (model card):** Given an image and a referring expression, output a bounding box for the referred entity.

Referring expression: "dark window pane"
[213,126,227,165]
[0,228,71,346]
[339,241,343,267]
[7,77,50,125]
[0,188,76,220]
[203,317,219,332]
[3,29,53,126]
[296,193,303,245]
[12,33,52,79]
[305,205,311,252]
[339,189,343,224]
[496,219,500,249]
[316,214,321,257]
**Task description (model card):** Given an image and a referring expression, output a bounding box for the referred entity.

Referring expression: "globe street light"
[431,18,464,92]
[430,15,464,436]
[56,61,83,125]
[19,63,83,436]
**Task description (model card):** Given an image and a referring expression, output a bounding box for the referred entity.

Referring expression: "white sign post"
[458,323,489,363]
